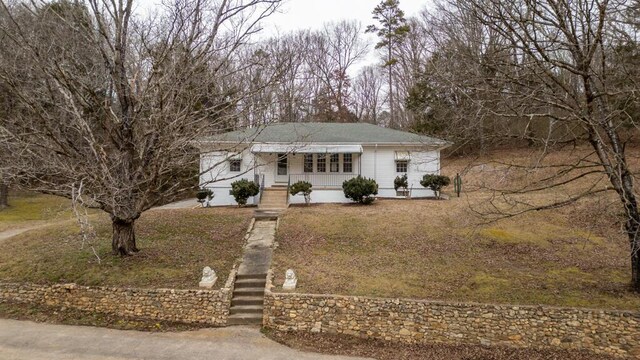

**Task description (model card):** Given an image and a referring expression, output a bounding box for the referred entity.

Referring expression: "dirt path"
[0,218,79,244]
[0,225,48,243]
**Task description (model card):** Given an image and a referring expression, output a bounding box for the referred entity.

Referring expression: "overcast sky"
[135,0,431,73]
[263,0,428,34]
[262,0,430,71]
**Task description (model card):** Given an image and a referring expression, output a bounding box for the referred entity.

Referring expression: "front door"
[275,153,288,183]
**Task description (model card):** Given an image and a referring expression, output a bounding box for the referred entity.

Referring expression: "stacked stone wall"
[264,275,640,358]
[0,270,236,326]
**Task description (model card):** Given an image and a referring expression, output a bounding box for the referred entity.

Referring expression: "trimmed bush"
[196,188,214,207]
[420,174,451,199]
[230,179,259,206]
[342,176,378,204]
[196,188,212,201]
[394,174,408,192]
[289,181,313,205]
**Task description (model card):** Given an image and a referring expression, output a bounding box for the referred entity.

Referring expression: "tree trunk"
[0,182,8,209]
[112,218,139,256]
[624,200,640,291]
[388,42,394,129]
[632,235,640,291]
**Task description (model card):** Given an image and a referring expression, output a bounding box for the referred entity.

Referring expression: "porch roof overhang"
[250,144,363,154]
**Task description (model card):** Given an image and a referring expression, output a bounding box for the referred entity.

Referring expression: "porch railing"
[289,173,358,189]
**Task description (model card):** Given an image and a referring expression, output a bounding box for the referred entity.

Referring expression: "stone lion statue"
[202,266,216,282]
[283,268,297,290]
[199,266,217,288]
[287,269,295,279]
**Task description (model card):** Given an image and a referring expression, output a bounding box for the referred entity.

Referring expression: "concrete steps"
[254,209,283,220]
[231,296,264,306]
[227,273,267,326]
[226,313,263,325]
[229,305,263,315]
[257,187,288,211]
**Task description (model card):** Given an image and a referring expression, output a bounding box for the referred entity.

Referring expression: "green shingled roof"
[201,122,449,147]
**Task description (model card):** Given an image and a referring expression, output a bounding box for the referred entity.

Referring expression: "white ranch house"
[196,123,450,206]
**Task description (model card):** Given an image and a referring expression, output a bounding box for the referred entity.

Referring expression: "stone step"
[258,202,287,207]
[257,207,286,212]
[254,211,281,220]
[236,273,267,280]
[231,296,264,306]
[227,313,263,325]
[233,287,265,297]
[229,305,264,315]
[255,208,284,212]
[235,278,266,288]
[258,199,287,207]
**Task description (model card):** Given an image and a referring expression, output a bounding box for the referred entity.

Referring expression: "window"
[316,154,326,172]
[304,154,313,173]
[277,154,287,175]
[396,160,408,173]
[229,159,241,172]
[343,154,353,173]
[330,154,339,172]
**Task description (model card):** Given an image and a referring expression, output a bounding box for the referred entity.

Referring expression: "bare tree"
[423,0,640,290]
[0,0,281,255]
[353,65,385,124]
[307,20,368,122]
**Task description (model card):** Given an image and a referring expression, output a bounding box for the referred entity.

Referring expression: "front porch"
[253,147,362,190]
[287,173,358,189]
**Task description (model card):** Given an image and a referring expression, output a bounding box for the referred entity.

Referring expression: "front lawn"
[272,148,640,310]
[0,207,252,289]
[0,193,79,232]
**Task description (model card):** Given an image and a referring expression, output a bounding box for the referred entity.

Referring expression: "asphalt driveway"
[0,319,370,360]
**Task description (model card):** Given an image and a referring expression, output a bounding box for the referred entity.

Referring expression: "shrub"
[420,174,451,199]
[289,181,313,205]
[342,176,378,204]
[196,188,214,207]
[230,179,259,206]
[394,174,408,192]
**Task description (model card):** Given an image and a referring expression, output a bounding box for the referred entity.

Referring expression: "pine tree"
[366,0,410,128]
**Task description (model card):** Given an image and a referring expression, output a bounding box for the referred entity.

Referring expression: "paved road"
[0,319,370,360]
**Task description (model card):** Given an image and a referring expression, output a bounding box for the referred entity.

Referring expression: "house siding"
[199,145,441,206]
[200,149,258,206]
[360,146,439,198]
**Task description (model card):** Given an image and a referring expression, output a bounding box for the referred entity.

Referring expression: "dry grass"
[272,146,639,310]
[0,192,80,232]
[0,207,252,289]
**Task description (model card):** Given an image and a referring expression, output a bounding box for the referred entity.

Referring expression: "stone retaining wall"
[263,273,640,358]
[0,270,236,326]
